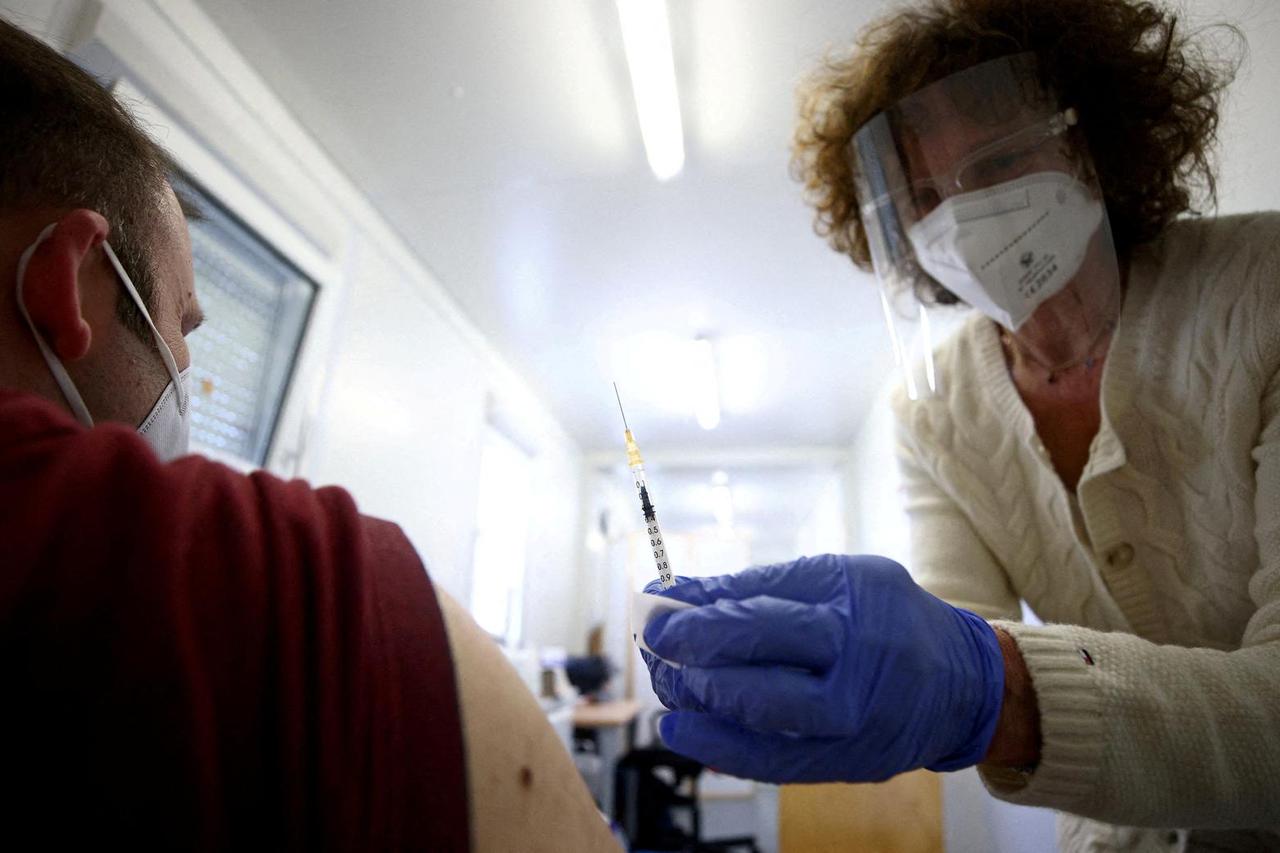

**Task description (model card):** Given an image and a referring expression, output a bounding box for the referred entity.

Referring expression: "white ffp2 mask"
[135,365,192,461]
[907,171,1104,330]
[15,223,192,461]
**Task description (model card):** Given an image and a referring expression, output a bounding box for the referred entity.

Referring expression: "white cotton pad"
[631,591,695,670]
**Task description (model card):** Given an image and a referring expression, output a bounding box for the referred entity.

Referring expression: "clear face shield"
[852,53,1121,397]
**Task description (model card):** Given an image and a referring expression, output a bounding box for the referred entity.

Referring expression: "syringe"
[614,384,675,589]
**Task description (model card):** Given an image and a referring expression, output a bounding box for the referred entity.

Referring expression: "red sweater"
[0,389,469,850]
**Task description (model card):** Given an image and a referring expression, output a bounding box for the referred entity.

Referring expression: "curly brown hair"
[791,0,1240,303]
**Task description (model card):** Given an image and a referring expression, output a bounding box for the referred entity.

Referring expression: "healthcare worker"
[642,0,1280,850]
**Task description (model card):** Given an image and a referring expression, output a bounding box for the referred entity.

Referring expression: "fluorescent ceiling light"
[717,334,768,415]
[616,0,685,181]
[691,337,721,430]
[710,483,735,529]
[607,333,721,427]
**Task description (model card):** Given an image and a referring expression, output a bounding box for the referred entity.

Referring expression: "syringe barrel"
[622,435,673,586]
[629,466,672,587]
[646,516,675,589]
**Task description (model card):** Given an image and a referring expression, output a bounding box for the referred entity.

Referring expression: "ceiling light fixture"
[710,481,735,530]
[691,337,721,430]
[616,0,685,181]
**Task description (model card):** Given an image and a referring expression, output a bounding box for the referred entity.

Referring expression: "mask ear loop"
[15,223,95,426]
[101,241,188,416]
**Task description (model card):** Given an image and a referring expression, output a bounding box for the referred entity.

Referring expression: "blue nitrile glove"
[640,554,1005,784]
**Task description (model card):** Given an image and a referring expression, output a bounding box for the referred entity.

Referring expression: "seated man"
[0,16,617,852]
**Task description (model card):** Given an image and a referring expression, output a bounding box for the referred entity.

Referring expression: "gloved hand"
[640,554,1005,784]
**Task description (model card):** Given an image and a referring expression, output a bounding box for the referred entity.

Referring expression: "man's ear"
[20,209,111,362]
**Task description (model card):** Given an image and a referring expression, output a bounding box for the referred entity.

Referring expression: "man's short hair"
[1,16,173,337]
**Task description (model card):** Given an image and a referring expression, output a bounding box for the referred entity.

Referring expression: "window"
[174,173,316,466]
[469,427,532,641]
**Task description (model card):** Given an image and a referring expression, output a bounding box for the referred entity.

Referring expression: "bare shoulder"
[435,588,622,853]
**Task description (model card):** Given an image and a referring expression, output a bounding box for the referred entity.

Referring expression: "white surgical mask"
[906,171,1104,330]
[15,223,192,461]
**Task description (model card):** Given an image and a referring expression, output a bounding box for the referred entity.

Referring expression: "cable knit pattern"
[892,213,1280,851]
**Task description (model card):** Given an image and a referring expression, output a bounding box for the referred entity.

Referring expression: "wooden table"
[573,699,645,815]
[572,699,642,729]
[574,698,645,760]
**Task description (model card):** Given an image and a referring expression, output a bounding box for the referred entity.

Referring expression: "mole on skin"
[519,766,533,788]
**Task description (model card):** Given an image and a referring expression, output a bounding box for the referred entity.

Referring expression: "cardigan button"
[1105,543,1135,568]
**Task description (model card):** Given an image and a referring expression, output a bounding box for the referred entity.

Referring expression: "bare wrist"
[982,626,1042,768]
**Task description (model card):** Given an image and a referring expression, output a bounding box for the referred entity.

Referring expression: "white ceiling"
[192,0,897,459]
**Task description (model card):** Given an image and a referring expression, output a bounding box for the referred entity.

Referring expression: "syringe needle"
[613,382,631,432]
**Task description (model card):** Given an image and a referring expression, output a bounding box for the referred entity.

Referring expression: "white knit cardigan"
[891,212,1280,848]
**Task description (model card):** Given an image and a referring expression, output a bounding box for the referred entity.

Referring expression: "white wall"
[1192,0,1280,217]
[301,231,489,606]
[842,383,910,565]
[307,234,587,643]
[518,427,588,650]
